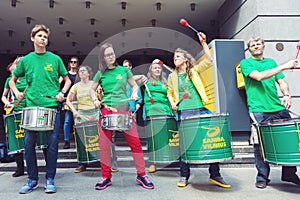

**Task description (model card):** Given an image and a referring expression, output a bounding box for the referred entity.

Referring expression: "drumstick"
[288,109,300,117]
[41,95,66,99]
[176,92,190,106]
[14,85,29,107]
[144,84,154,104]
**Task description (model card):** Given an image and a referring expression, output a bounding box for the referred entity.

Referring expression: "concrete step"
[0,141,255,171]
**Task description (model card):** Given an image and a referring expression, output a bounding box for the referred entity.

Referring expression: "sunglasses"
[70,60,78,64]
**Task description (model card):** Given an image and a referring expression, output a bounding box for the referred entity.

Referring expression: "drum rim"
[146,115,175,120]
[179,113,229,121]
[22,106,56,111]
[74,121,99,128]
[182,156,233,164]
[259,118,300,126]
[3,111,23,118]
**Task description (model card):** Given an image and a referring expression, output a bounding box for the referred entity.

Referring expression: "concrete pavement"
[1,166,300,200]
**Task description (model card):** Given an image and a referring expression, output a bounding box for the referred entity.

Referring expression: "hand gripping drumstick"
[14,85,29,107]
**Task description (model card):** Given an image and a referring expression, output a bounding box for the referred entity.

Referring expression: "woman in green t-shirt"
[90,42,154,190]
[167,32,231,189]
[144,60,174,173]
[1,57,25,177]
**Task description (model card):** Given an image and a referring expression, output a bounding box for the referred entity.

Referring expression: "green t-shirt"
[240,57,285,112]
[144,80,172,116]
[178,73,203,111]
[4,76,27,111]
[13,51,68,107]
[94,66,133,106]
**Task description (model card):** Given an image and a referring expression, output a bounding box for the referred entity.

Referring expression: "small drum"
[21,107,56,131]
[178,113,233,164]
[62,101,78,111]
[258,118,300,165]
[4,112,47,154]
[146,115,179,162]
[74,121,100,163]
[102,114,132,130]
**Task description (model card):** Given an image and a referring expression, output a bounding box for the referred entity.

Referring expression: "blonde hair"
[247,37,265,48]
[147,63,167,85]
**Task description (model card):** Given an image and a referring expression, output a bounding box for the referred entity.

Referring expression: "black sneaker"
[63,141,70,149]
[136,175,154,190]
[95,178,112,190]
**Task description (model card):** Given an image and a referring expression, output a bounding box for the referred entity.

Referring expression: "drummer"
[9,24,71,194]
[1,57,25,177]
[66,65,100,172]
[167,32,231,188]
[144,59,174,173]
[90,42,154,190]
[240,37,299,189]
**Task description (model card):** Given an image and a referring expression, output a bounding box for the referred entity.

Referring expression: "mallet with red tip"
[180,18,199,33]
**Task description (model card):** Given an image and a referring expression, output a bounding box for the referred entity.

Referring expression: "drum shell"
[4,112,47,154]
[102,114,132,130]
[258,119,300,165]
[74,121,100,163]
[21,107,56,131]
[179,114,233,164]
[146,115,179,162]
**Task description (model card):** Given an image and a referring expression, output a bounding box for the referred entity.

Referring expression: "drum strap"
[249,113,266,160]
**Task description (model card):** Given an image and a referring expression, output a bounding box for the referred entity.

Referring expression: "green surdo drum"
[4,111,47,154]
[146,115,179,162]
[74,121,100,163]
[178,113,233,163]
[258,118,300,165]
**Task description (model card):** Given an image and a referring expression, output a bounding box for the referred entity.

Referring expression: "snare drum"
[178,113,233,164]
[21,107,56,131]
[74,121,100,163]
[102,114,132,130]
[258,118,300,165]
[146,115,179,162]
[4,112,47,154]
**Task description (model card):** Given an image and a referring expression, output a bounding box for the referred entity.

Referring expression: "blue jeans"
[24,109,60,181]
[178,107,221,179]
[251,110,297,182]
[63,110,73,141]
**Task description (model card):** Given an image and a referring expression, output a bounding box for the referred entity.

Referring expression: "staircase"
[0,137,255,172]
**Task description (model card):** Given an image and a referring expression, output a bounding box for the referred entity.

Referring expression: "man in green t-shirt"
[9,24,71,194]
[240,37,299,189]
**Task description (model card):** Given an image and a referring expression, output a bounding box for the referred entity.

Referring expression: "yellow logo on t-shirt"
[44,64,53,72]
[116,74,123,79]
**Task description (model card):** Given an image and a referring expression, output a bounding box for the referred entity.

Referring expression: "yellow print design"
[201,126,220,137]
[44,63,53,72]
[116,74,123,79]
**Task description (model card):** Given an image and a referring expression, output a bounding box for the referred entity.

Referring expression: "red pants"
[99,108,146,179]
